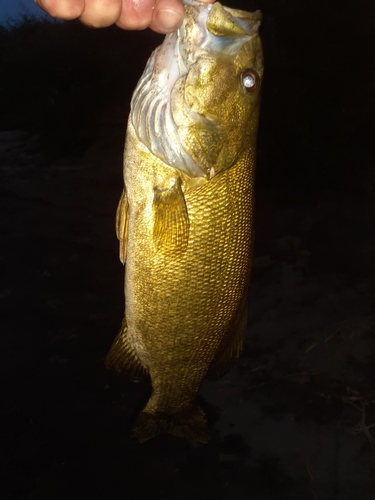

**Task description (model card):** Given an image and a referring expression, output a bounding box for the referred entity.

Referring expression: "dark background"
[1,1,375,499]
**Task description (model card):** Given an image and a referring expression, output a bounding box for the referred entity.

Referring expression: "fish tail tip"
[132,405,210,444]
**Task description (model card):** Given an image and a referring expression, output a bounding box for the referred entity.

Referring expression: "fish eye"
[241,70,259,93]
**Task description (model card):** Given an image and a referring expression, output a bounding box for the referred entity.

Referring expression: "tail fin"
[105,318,146,379]
[132,402,210,444]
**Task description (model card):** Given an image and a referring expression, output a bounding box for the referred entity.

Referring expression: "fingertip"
[150,0,185,34]
[36,0,85,19]
[152,8,184,33]
[116,0,153,31]
[76,0,123,28]
[116,18,151,31]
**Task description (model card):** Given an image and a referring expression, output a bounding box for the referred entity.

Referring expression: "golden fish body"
[106,0,263,443]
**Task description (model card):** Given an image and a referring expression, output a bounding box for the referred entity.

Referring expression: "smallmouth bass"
[106,0,263,443]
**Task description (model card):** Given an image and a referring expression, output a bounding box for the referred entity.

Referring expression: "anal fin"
[153,177,189,255]
[116,189,129,265]
[105,317,146,379]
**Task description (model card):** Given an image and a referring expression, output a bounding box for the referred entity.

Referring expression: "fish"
[105,0,263,443]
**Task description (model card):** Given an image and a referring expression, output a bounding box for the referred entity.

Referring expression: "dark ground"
[1,1,375,499]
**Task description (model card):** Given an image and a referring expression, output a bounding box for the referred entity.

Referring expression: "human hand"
[35,0,215,34]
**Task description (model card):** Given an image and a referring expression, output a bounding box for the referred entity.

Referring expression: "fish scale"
[105,0,263,442]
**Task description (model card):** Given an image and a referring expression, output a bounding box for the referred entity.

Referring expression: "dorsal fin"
[105,317,147,379]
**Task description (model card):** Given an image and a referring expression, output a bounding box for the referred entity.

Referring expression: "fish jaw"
[131,0,263,179]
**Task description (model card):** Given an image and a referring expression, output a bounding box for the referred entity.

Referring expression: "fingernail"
[155,9,182,31]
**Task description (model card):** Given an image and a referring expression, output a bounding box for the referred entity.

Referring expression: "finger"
[35,0,85,19]
[149,0,185,34]
[116,0,154,31]
[79,0,123,27]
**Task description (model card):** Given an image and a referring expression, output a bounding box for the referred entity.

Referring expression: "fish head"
[175,3,263,178]
[131,0,263,179]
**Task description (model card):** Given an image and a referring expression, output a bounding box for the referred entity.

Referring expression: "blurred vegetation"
[0,13,162,158]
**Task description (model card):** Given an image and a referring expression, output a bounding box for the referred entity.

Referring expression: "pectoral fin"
[153,178,189,255]
[116,190,129,265]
